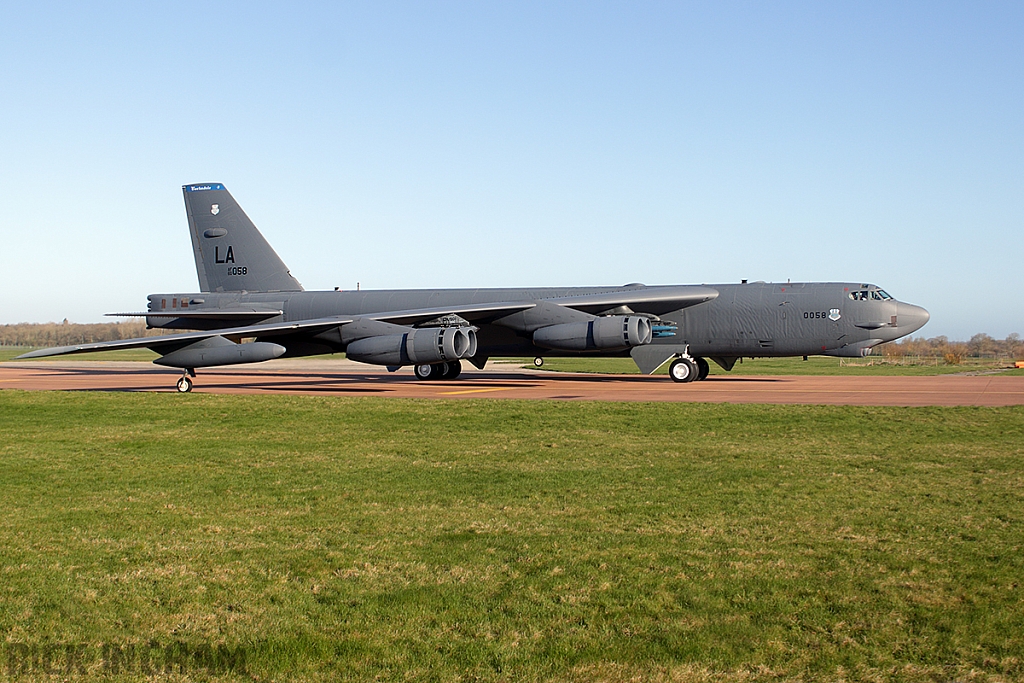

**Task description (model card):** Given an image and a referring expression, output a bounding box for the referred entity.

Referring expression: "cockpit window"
[849,289,894,301]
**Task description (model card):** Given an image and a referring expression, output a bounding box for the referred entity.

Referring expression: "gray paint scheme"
[20,184,930,383]
[184,183,303,294]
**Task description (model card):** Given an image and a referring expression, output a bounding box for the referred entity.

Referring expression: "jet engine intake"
[533,316,653,351]
[346,327,477,366]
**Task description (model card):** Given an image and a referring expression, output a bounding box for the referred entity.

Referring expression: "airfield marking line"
[438,387,517,395]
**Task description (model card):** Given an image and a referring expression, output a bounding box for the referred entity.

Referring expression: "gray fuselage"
[145,281,929,363]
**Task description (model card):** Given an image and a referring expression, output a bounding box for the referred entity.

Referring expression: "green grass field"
[1,391,1022,681]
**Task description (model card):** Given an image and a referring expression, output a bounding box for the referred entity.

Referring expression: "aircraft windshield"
[848,289,894,301]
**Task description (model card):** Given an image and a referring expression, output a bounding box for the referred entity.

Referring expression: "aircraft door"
[778,300,792,338]
[774,288,798,354]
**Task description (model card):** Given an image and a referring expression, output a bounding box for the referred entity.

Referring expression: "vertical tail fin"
[183,183,303,293]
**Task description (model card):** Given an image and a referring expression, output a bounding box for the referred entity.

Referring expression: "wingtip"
[14,346,76,359]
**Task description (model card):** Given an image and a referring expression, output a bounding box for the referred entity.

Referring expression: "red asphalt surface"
[2,360,1023,406]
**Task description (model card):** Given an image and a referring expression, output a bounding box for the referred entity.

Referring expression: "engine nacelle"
[533,316,653,351]
[346,327,477,366]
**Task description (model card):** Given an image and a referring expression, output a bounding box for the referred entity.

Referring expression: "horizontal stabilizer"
[108,310,283,319]
[107,309,284,328]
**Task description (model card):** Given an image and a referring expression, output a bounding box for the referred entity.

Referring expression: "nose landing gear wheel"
[176,376,193,393]
[533,357,544,367]
[669,357,698,383]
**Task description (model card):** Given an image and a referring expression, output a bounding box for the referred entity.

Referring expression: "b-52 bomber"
[20,183,930,392]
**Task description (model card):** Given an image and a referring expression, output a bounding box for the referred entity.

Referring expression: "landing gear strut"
[176,368,196,393]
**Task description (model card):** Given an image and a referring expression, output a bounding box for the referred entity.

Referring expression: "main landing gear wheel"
[695,357,710,381]
[533,357,544,367]
[669,357,699,383]
[415,361,463,381]
[441,360,462,380]
[176,376,193,393]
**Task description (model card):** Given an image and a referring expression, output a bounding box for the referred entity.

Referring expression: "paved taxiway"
[2,360,1023,406]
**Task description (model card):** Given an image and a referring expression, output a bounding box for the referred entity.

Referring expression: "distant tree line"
[0,320,164,347]
[878,333,1023,364]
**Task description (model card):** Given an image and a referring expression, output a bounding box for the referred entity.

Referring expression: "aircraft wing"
[371,301,536,326]
[543,285,718,315]
[16,286,717,360]
[371,285,718,326]
[14,316,356,359]
[12,301,537,360]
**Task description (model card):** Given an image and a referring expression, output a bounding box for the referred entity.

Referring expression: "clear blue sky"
[1,1,1021,339]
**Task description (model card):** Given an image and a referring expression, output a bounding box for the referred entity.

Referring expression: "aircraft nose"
[897,302,930,334]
